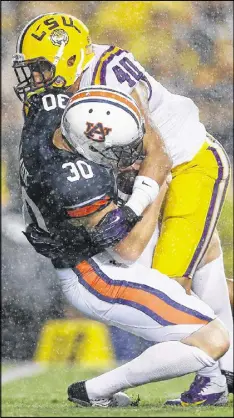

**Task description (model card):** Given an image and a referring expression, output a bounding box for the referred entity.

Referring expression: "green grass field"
[2,364,233,417]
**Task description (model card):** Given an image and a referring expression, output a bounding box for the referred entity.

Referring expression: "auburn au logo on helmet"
[84,122,112,142]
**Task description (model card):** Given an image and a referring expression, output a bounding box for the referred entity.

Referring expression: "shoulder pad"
[44,156,117,218]
[91,47,147,95]
[24,88,72,120]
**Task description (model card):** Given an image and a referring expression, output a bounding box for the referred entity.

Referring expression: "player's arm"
[23,146,166,264]
[98,50,172,217]
[24,180,164,266]
[114,181,167,261]
[98,49,172,188]
[23,198,138,263]
[67,181,166,263]
[121,120,170,218]
[131,85,172,185]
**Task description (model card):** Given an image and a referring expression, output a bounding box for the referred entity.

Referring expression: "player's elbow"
[146,133,173,170]
[115,242,144,262]
[161,151,173,175]
[154,151,172,185]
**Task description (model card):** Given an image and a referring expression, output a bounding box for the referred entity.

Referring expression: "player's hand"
[22,223,64,258]
[22,222,94,268]
[117,168,139,196]
[90,206,142,248]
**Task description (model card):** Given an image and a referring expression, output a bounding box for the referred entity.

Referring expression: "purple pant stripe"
[73,265,173,326]
[185,146,230,278]
[87,259,213,323]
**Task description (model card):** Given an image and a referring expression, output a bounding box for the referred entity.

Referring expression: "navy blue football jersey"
[19,90,118,238]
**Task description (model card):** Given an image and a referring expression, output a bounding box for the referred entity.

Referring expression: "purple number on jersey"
[112,57,143,87]
[120,57,144,81]
[112,65,136,87]
[112,56,152,100]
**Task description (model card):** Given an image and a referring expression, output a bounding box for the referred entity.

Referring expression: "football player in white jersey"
[12,12,233,401]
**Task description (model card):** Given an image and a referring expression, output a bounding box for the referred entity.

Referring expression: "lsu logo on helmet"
[50,29,69,46]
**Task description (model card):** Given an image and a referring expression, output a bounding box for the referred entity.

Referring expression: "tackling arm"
[23,200,143,267]
[114,181,168,261]
[122,85,172,217]
[131,84,172,184]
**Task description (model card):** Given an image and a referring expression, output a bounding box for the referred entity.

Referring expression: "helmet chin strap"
[75,48,84,78]
[65,49,85,94]
[52,46,86,88]
[53,41,66,66]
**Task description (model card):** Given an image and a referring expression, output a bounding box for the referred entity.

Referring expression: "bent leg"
[70,257,217,343]
[84,341,216,401]
[59,258,229,404]
[192,237,233,392]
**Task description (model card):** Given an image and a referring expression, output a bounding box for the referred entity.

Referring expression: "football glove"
[23,223,92,267]
[89,206,142,249]
[23,205,142,267]
[23,223,69,258]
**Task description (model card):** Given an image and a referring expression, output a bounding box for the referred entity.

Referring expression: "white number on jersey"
[62,160,94,182]
[42,93,69,111]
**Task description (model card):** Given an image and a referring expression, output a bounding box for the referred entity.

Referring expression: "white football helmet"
[61,85,145,169]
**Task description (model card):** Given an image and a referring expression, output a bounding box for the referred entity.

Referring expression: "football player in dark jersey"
[18,86,230,408]
[20,85,161,268]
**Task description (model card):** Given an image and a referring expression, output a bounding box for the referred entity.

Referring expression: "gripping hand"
[23,223,65,258]
[90,206,142,249]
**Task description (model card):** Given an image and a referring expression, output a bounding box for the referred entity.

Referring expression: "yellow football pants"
[152,134,231,278]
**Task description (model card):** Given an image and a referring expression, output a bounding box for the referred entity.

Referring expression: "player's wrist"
[125,175,160,216]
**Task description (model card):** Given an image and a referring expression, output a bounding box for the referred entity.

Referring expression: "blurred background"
[2,1,233,365]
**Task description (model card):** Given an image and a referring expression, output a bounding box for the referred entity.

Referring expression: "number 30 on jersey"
[62,160,94,182]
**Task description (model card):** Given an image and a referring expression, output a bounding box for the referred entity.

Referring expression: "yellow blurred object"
[34,319,115,367]
[177,47,200,76]
[151,1,193,21]
[1,161,10,208]
[93,0,192,39]
[18,1,81,21]
[92,1,153,37]
[194,65,219,88]
[126,30,175,70]
[125,34,152,65]
[215,39,233,80]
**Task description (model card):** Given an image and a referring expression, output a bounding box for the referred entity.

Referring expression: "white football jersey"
[80,44,207,168]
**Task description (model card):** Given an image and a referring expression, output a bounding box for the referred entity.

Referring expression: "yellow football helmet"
[12,13,95,101]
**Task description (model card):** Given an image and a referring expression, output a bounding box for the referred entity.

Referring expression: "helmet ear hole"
[67,55,76,67]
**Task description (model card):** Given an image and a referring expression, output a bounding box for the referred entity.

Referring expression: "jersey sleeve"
[23,88,72,121]
[91,47,151,97]
[20,89,73,171]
